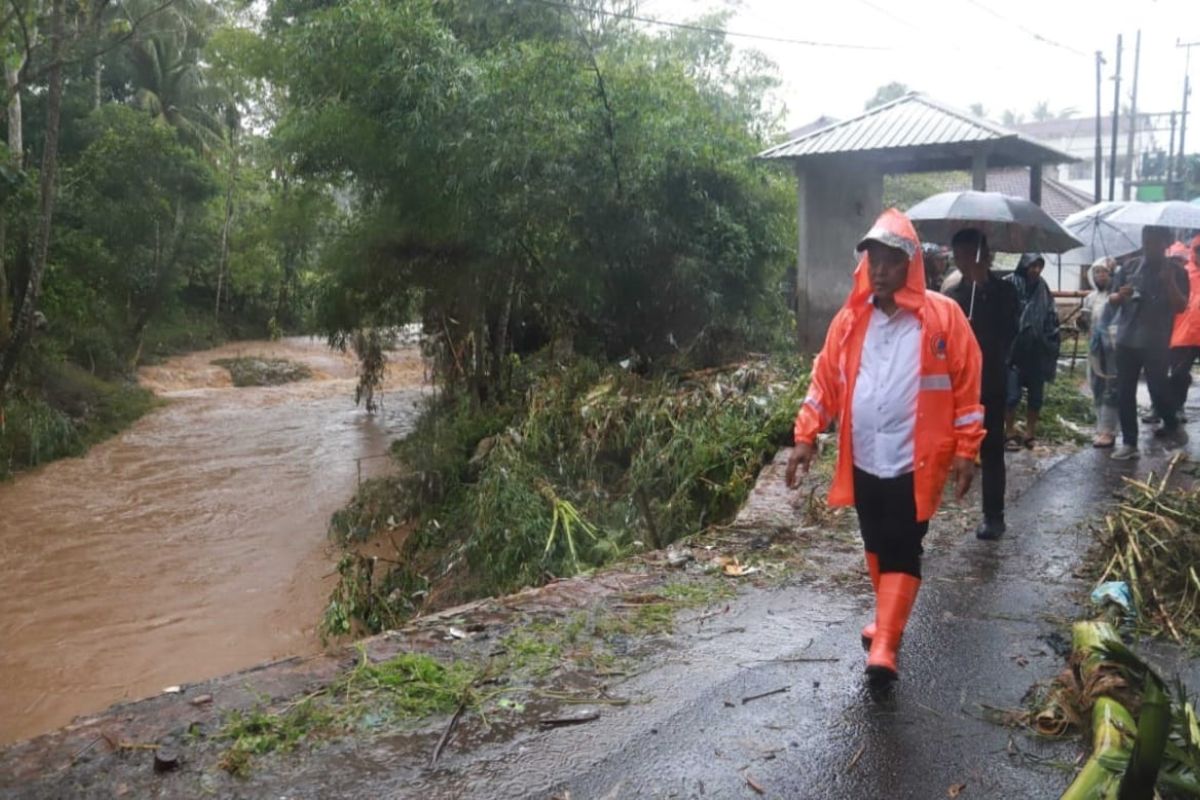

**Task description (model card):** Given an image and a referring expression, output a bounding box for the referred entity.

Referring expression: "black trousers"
[1168,346,1200,416]
[1116,345,1174,445]
[853,468,929,579]
[980,395,1007,522]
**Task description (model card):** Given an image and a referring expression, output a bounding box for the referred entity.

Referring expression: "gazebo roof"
[759,93,1078,173]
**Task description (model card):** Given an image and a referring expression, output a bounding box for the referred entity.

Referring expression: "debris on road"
[741,687,790,705]
[1095,458,1200,643]
[744,773,766,795]
[539,708,601,727]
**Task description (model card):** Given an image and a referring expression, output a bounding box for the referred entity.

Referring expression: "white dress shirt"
[851,304,921,478]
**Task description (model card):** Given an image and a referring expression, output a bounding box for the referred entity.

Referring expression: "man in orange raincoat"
[785,209,984,686]
[1167,234,1200,420]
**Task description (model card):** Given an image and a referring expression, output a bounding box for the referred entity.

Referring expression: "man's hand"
[785,442,815,489]
[1111,285,1133,305]
[949,455,975,500]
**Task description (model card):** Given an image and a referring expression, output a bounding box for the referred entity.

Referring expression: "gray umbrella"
[1105,200,1200,231]
[1059,201,1141,264]
[906,190,1083,253]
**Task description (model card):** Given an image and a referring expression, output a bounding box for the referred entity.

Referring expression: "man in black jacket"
[944,229,1020,540]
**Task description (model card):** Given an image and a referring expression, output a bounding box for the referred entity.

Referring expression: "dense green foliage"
[271,0,794,399]
[322,355,807,637]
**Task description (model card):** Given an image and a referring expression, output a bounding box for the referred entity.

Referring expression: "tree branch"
[19,0,179,89]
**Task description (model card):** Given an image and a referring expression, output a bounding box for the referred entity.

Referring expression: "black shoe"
[975,518,1007,540]
[1153,425,1177,439]
[1143,413,1162,425]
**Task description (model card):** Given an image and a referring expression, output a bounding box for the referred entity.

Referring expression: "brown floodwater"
[0,338,426,746]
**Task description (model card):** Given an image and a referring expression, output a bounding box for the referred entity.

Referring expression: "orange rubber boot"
[865,572,921,683]
[860,552,881,650]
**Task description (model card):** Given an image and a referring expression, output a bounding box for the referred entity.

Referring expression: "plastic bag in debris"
[1090,581,1135,617]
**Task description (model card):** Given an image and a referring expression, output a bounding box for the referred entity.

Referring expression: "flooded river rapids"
[0,338,425,745]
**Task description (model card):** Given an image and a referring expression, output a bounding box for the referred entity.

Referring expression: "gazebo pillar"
[1029,163,1043,206]
[793,157,883,349]
[972,149,988,191]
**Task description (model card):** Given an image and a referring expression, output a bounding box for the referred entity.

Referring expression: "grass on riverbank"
[0,361,158,479]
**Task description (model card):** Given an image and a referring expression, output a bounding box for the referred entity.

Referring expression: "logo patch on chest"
[929,333,948,360]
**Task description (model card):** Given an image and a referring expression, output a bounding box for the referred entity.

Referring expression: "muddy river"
[0,338,425,745]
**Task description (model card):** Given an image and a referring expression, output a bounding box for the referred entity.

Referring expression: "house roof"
[760,93,1078,172]
[1010,116,1114,141]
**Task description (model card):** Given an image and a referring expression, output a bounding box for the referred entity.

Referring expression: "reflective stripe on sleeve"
[803,396,828,420]
[954,411,985,427]
[919,374,952,391]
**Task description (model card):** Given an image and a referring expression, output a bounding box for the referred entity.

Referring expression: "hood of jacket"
[1014,252,1046,282]
[847,208,927,313]
[1089,257,1116,294]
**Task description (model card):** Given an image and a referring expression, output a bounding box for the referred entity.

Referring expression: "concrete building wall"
[794,157,884,350]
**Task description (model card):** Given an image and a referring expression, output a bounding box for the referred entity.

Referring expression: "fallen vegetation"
[1009,373,1095,446]
[321,354,807,639]
[987,621,1200,798]
[1094,461,1200,645]
[212,357,312,387]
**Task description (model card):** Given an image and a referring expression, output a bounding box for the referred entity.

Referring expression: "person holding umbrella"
[1108,225,1190,458]
[1167,234,1200,421]
[785,208,983,687]
[903,191,1081,539]
[942,230,1019,540]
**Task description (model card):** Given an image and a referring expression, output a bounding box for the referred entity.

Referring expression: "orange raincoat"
[794,209,985,522]
[1170,235,1200,348]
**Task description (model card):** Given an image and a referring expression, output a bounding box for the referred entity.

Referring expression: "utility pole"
[1179,39,1198,196]
[1109,34,1122,201]
[1167,111,1177,186]
[1095,50,1105,203]
[1123,30,1141,200]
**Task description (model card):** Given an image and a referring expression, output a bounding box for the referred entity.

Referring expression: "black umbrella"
[906,190,1083,253]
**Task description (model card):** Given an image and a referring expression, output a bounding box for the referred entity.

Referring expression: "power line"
[522,0,894,51]
[963,0,1090,58]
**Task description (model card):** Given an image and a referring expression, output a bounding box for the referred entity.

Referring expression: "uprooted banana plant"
[1058,621,1200,800]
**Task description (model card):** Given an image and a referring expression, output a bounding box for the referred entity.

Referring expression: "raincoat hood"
[1014,252,1046,281]
[1190,234,1200,269]
[1088,257,1116,292]
[847,208,927,312]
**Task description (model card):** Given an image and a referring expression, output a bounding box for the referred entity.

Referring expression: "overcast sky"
[645,0,1197,134]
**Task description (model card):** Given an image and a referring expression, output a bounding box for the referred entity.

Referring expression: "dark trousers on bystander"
[1116,344,1175,445]
[853,468,929,579]
[980,395,1006,522]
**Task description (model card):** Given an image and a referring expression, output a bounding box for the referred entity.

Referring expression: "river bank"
[0,337,426,746]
